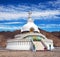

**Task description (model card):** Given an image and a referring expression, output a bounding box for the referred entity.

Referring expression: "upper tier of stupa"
[21,12,40,32]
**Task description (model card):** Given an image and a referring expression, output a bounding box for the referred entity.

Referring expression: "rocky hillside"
[51,31,60,39]
[0,29,60,47]
[39,29,60,47]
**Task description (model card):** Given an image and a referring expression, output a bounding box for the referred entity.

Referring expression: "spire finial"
[28,11,32,18]
[28,11,33,22]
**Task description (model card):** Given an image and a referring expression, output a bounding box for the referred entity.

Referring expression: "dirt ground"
[0,47,60,57]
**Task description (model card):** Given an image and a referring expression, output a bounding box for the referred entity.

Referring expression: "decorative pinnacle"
[28,11,32,18]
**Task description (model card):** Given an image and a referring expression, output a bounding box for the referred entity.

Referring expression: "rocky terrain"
[0,29,60,47]
[51,31,60,39]
[39,29,60,47]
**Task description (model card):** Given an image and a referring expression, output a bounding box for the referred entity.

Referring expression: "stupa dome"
[21,12,39,32]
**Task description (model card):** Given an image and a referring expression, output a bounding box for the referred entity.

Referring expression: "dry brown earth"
[0,47,60,57]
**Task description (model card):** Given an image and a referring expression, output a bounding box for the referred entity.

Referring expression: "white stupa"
[21,12,39,32]
[6,12,54,51]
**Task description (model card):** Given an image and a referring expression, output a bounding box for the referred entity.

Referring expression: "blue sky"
[0,0,60,32]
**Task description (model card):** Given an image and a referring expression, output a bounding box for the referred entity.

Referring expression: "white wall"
[6,41,32,50]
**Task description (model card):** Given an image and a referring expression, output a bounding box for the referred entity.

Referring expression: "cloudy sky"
[0,0,60,32]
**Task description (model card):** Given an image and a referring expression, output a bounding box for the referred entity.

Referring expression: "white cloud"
[38,0,60,10]
[48,0,60,9]
[39,24,60,28]
[0,12,28,20]
[0,25,21,30]
[0,24,60,31]
[0,9,60,20]
[0,22,24,24]
[32,10,60,19]
[0,3,60,20]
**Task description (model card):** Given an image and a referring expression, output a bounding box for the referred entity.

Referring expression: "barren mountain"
[0,29,60,48]
[51,31,60,39]
[39,28,60,47]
